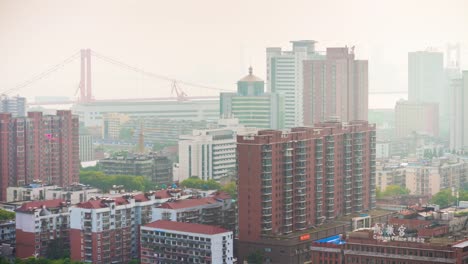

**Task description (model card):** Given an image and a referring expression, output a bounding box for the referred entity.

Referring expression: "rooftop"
[315,235,346,245]
[16,199,68,213]
[144,220,230,235]
[157,197,221,210]
[238,67,263,82]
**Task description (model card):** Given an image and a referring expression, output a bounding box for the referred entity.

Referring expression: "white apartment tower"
[267,40,324,128]
[178,119,253,181]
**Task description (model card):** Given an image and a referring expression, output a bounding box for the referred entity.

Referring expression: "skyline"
[1,0,468,109]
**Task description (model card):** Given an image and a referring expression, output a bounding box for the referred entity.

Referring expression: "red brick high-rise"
[0,110,79,200]
[303,47,368,125]
[237,120,376,243]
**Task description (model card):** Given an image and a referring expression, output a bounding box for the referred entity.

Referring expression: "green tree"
[180,177,221,190]
[247,250,264,264]
[221,181,237,199]
[79,171,153,192]
[376,188,383,199]
[0,209,15,221]
[382,185,410,197]
[431,188,456,208]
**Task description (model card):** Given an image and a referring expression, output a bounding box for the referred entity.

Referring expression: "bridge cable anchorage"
[1,51,81,95]
[90,50,232,92]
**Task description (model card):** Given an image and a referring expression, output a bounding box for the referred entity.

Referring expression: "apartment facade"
[267,40,324,128]
[220,67,284,129]
[303,47,368,125]
[395,100,439,138]
[178,119,255,181]
[98,153,173,187]
[0,95,26,117]
[102,113,130,140]
[376,163,406,192]
[405,158,467,195]
[237,120,376,244]
[152,193,236,232]
[140,220,234,264]
[0,110,80,201]
[15,199,71,259]
[69,193,164,263]
[79,135,94,162]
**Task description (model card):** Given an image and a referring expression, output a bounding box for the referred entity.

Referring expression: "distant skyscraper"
[0,95,26,117]
[267,40,324,128]
[220,67,284,129]
[395,100,439,138]
[0,110,79,201]
[79,135,94,162]
[449,71,468,151]
[408,50,444,108]
[303,47,368,124]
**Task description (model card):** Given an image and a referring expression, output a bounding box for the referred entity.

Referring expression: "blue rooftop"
[26,183,43,188]
[315,235,346,245]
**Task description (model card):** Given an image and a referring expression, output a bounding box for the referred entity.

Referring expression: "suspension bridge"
[0,49,407,105]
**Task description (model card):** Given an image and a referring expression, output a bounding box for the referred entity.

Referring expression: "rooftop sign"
[373,223,425,243]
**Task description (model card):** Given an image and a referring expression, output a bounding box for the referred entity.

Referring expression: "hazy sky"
[1,0,467,108]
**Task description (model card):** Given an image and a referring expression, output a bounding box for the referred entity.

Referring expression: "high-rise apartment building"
[237,120,376,244]
[220,67,284,129]
[178,119,255,181]
[70,193,158,263]
[450,71,468,151]
[395,100,439,138]
[267,40,324,128]
[408,51,444,105]
[303,47,368,124]
[0,110,79,201]
[140,220,234,264]
[0,95,26,117]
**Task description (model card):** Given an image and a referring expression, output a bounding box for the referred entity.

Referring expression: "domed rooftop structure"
[238,67,263,83]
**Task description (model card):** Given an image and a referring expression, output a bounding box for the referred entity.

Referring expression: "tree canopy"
[0,209,15,221]
[180,177,221,190]
[80,171,153,192]
[378,185,410,198]
[220,181,237,199]
[431,188,457,208]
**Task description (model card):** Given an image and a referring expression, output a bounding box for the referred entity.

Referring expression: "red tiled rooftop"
[76,197,130,209]
[144,220,230,235]
[212,191,231,200]
[16,199,67,213]
[157,197,220,210]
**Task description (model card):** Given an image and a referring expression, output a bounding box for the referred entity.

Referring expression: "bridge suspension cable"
[1,51,81,95]
[91,50,232,92]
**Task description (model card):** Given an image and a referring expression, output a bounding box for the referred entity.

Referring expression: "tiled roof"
[212,191,231,200]
[157,197,220,210]
[16,199,67,213]
[144,220,230,235]
[76,197,130,209]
